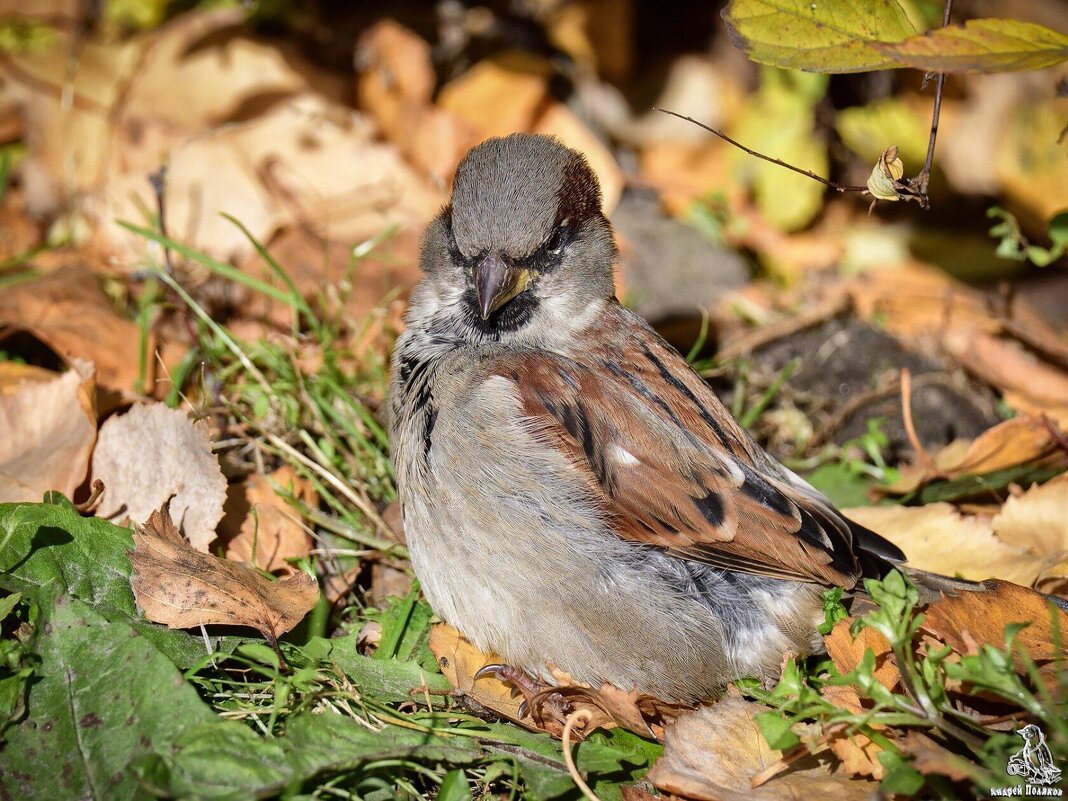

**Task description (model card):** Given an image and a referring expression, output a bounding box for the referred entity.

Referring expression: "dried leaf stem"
[562,709,601,801]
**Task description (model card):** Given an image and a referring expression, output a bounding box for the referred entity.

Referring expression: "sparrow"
[388,133,972,703]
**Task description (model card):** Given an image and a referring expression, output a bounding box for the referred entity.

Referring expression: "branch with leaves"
[663,0,1068,212]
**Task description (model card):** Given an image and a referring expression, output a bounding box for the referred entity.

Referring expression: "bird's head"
[413,133,617,342]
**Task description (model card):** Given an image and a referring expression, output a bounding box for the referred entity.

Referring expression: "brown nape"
[555,154,603,229]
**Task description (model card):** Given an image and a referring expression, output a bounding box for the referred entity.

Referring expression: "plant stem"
[909,0,954,206]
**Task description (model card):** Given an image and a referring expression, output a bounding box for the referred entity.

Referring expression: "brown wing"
[493,305,888,586]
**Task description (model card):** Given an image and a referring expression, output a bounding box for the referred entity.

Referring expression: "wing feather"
[494,305,902,586]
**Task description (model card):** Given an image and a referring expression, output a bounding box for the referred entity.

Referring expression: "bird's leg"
[474,663,573,723]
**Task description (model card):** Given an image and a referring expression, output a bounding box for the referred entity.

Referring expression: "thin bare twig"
[908,0,954,207]
[148,166,175,276]
[655,108,868,194]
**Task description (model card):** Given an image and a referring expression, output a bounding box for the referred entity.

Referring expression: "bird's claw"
[474,662,573,724]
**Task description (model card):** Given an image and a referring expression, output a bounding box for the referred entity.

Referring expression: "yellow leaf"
[876,19,1068,73]
[722,0,916,73]
[729,75,829,231]
[836,98,930,166]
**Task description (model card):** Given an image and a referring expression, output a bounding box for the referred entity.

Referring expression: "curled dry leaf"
[865,146,906,202]
[647,697,873,801]
[224,466,315,575]
[898,730,980,783]
[880,416,1068,496]
[819,685,886,780]
[0,267,146,403]
[993,474,1068,595]
[921,580,1068,667]
[91,403,226,551]
[428,623,685,740]
[824,618,898,691]
[130,503,318,642]
[843,503,1046,587]
[0,359,96,503]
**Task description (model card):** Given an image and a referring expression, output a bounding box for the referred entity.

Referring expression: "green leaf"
[818,587,849,635]
[0,501,251,668]
[135,721,291,801]
[438,769,473,801]
[283,712,479,781]
[0,500,138,613]
[755,710,801,750]
[722,0,917,73]
[1049,211,1068,249]
[306,634,450,704]
[876,19,1068,73]
[804,461,875,508]
[2,597,217,800]
[879,751,925,795]
[0,591,21,621]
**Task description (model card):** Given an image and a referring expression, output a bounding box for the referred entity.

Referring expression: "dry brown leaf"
[619,786,660,801]
[356,21,474,186]
[922,580,1068,665]
[843,504,1046,586]
[647,698,874,801]
[849,260,1068,423]
[945,332,1068,421]
[429,622,533,729]
[9,9,314,217]
[438,52,552,142]
[848,262,997,342]
[0,362,58,394]
[224,466,315,574]
[130,503,317,641]
[898,730,979,782]
[0,359,96,503]
[824,618,898,691]
[120,9,317,133]
[100,93,443,265]
[880,416,1068,496]
[993,474,1068,578]
[932,417,1068,477]
[0,266,146,403]
[428,623,683,740]
[92,403,226,550]
[819,685,886,780]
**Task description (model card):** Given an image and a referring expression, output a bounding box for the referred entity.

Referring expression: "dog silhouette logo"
[1007,724,1062,786]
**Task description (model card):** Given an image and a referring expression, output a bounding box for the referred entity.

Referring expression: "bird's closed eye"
[546,223,570,257]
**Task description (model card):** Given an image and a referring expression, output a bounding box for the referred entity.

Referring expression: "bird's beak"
[474,253,533,320]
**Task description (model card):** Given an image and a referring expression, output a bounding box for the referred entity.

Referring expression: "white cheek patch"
[539,294,604,335]
[610,444,640,466]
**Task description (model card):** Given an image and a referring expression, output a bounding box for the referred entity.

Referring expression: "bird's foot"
[474,663,573,724]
